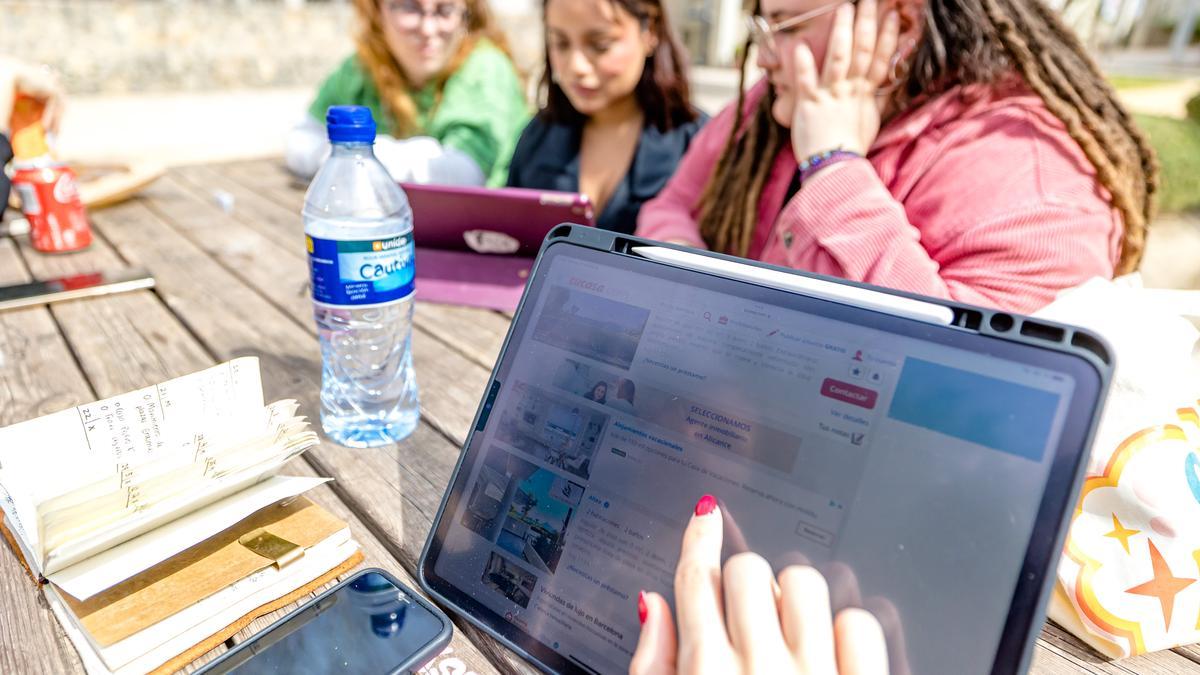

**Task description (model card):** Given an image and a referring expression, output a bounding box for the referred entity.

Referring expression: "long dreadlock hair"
[353,0,516,136]
[697,0,1158,274]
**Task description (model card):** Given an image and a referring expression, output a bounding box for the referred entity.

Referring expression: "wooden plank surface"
[200,159,512,370]
[0,239,90,675]
[198,160,1185,675]
[5,158,1200,675]
[136,171,491,448]
[81,191,526,673]
[148,161,1200,674]
[0,207,509,670]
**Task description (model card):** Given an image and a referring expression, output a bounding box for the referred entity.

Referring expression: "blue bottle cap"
[326,105,377,144]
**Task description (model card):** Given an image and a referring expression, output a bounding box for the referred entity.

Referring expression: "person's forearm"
[374,136,485,186]
[0,57,65,135]
[284,116,328,179]
[636,191,707,248]
[0,57,19,136]
[285,121,487,186]
[778,159,1114,312]
[783,160,950,294]
[635,99,737,247]
[421,146,485,185]
[635,164,709,248]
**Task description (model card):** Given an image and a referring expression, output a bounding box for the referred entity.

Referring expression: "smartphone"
[0,267,155,312]
[198,568,453,675]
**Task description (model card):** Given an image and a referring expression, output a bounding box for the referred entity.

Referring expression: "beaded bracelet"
[798,148,862,184]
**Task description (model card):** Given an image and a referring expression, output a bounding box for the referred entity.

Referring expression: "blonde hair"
[353,0,516,135]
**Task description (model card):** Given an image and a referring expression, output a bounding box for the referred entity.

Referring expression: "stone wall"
[1,0,543,95]
[2,0,356,94]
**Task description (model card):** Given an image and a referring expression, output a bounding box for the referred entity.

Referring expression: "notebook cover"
[148,549,364,675]
[60,496,346,647]
[0,515,41,586]
[5,501,366,674]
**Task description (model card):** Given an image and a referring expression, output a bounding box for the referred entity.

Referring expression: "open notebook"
[0,358,362,674]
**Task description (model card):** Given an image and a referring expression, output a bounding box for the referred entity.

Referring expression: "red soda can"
[11,161,93,253]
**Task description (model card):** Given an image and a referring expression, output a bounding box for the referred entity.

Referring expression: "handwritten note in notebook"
[0,358,349,675]
[0,357,291,575]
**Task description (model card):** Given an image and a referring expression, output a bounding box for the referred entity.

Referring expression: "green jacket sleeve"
[308,56,391,134]
[429,41,531,186]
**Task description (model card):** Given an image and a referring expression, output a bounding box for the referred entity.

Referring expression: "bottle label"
[307,233,414,306]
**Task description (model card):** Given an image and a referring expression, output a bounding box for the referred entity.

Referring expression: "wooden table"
[1,159,1197,675]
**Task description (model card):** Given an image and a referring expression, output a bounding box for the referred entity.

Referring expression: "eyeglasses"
[383,1,467,32]
[745,1,849,61]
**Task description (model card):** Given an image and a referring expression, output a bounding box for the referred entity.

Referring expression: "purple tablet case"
[401,183,595,311]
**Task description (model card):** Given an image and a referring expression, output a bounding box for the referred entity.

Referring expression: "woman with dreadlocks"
[287,0,529,186]
[636,0,1157,312]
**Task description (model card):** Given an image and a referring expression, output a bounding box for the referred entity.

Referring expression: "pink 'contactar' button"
[820,378,878,409]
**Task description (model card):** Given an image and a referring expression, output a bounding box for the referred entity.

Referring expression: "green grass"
[1134,113,1200,214]
[1108,75,1188,90]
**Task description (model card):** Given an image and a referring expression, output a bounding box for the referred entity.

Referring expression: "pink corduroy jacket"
[635,78,1122,313]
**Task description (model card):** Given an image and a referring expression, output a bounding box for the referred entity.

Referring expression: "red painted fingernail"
[695,494,717,516]
[638,591,648,624]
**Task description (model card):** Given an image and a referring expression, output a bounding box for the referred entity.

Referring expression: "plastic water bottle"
[303,105,419,447]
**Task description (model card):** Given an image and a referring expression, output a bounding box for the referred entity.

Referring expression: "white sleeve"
[373,135,486,186]
[284,115,329,179]
[285,123,486,186]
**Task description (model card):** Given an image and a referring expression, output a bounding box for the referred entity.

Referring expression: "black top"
[506,112,708,234]
[0,133,11,221]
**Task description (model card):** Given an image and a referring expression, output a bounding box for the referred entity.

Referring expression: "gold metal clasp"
[238,529,305,568]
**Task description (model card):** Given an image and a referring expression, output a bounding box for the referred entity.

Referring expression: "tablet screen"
[423,242,1101,674]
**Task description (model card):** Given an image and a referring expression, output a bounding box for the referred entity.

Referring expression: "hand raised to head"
[789,0,900,163]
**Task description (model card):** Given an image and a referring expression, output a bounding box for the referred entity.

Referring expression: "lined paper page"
[0,358,265,572]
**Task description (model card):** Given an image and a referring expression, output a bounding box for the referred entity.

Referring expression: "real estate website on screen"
[432,245,1079,674]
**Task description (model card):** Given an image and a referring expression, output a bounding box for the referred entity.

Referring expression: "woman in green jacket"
[287,0,529,186]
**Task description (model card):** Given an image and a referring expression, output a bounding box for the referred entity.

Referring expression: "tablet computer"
[401,184,595,311]
[402,183,594,254]
[419,226,1111,674]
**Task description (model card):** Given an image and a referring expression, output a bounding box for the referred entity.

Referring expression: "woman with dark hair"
[637,0,1158,313]
[584,381,609,404]
[506,0,708,233]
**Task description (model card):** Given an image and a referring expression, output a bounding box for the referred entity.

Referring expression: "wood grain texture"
[84,190,529,673]
[0,239,90,675]
[199,158,308,222]
[412,302,511,369]
[188,159,515,370]
[137,172,492,445]
[3,232,229,673]
[12,224,212,402]
[88,193,408,550]
[1029,619,1200,673]
[1,208,509,671]
[159,167,536,674]
[15,234,216,393]
[1174,645,1200,668]
[146,164,1200,675]
[0,240,96,424]
[7,158,1194,675]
